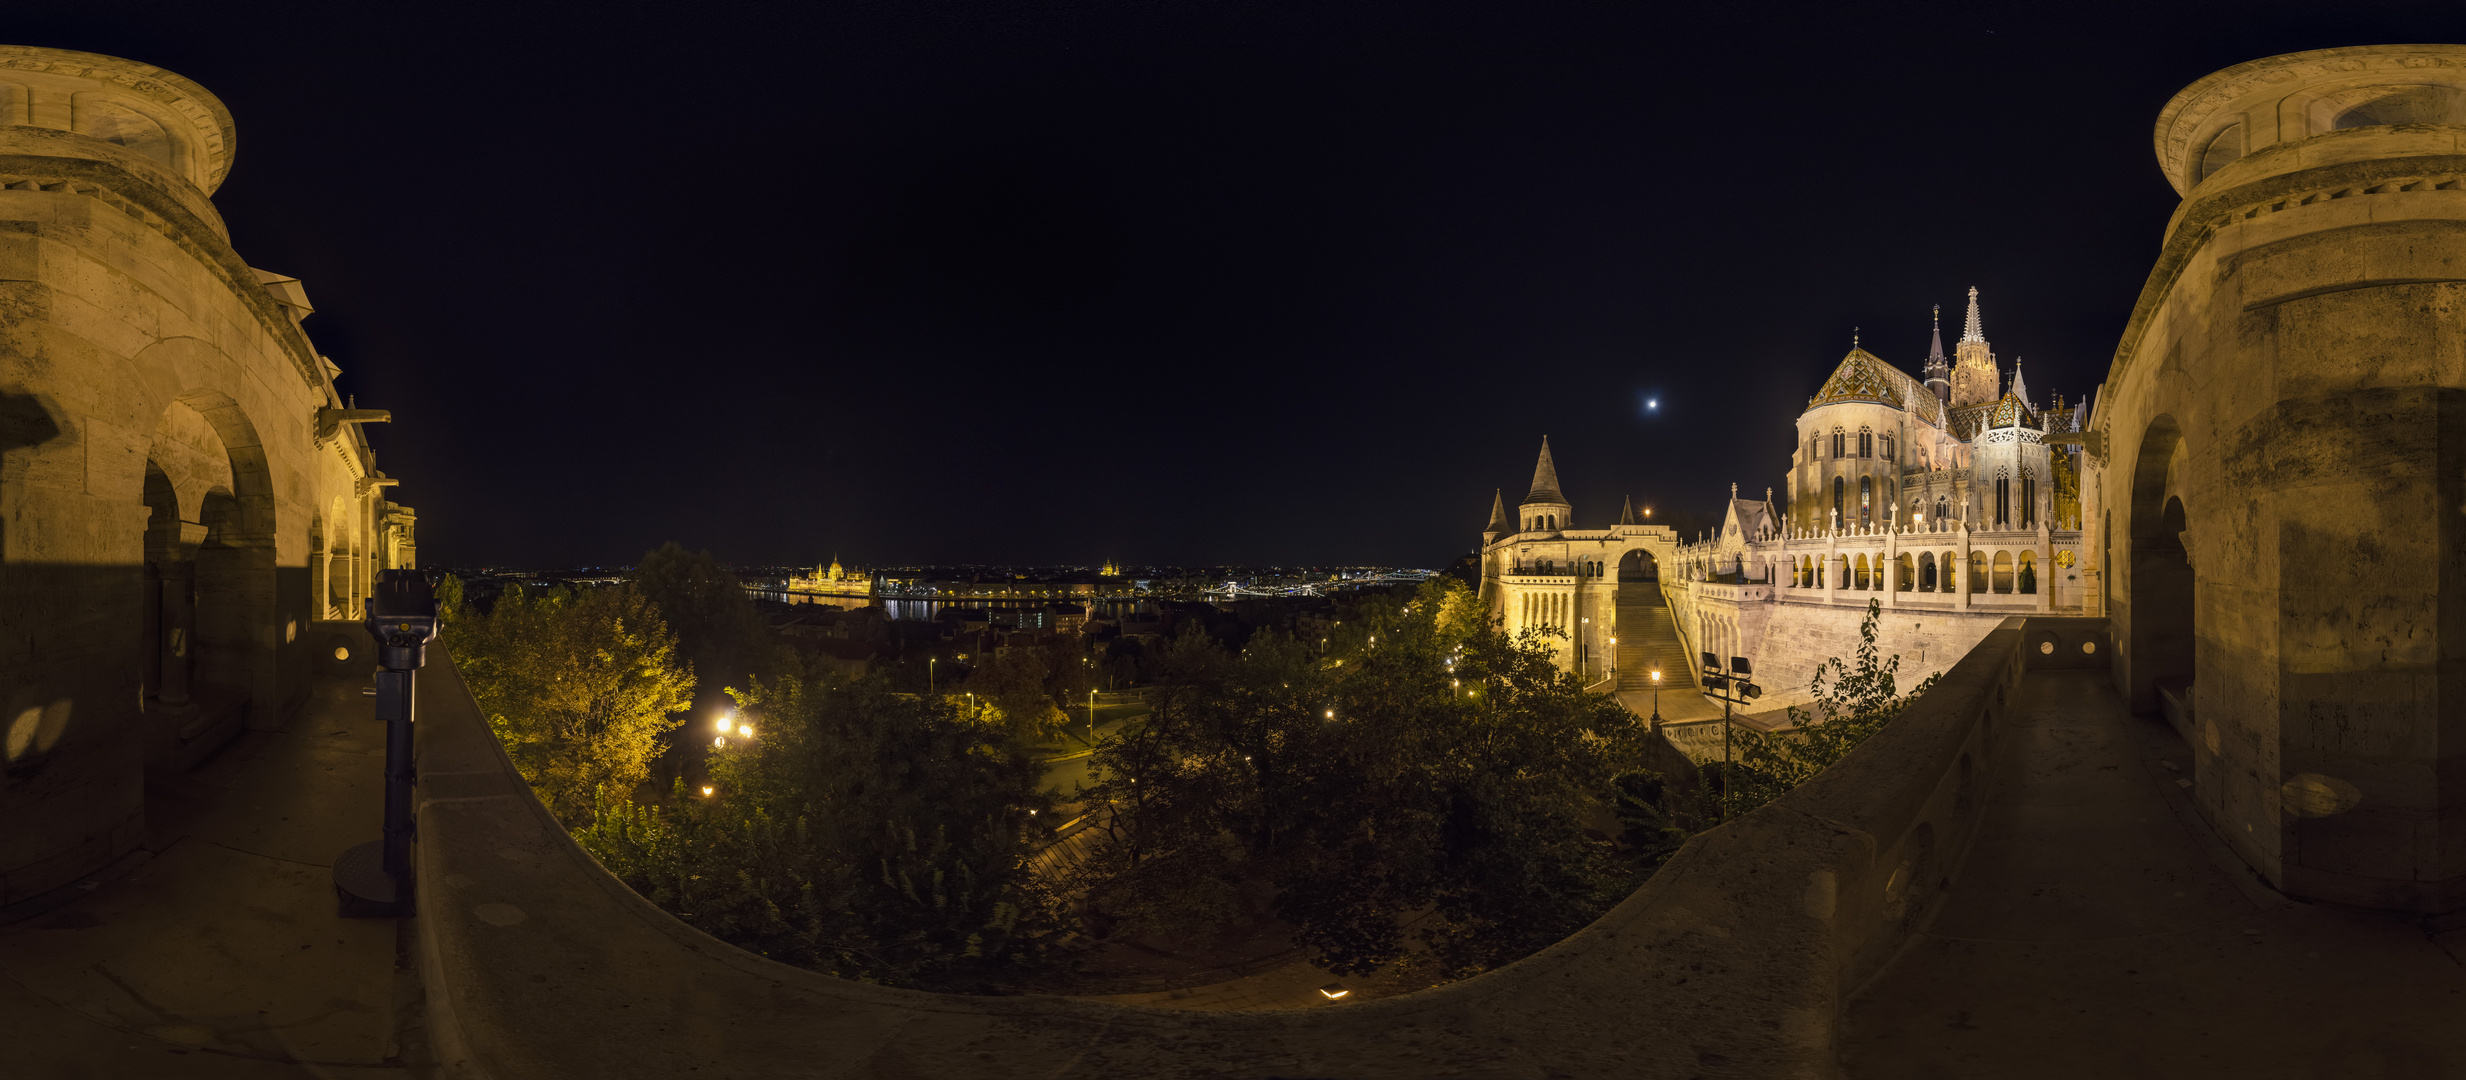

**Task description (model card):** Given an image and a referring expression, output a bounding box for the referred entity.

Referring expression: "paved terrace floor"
[0,672,428,1078]
[1845,670,2466,1077]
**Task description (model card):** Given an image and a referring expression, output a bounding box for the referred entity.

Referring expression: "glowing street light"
[1649,669,1663,726]
[701,786,715,797]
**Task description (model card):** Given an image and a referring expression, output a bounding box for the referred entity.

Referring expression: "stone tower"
[0,46,416,904]
[2104,43,2466,912]
[1519,438,1572,533]
[1922,303,1951,403]
[1948,286,1998,406]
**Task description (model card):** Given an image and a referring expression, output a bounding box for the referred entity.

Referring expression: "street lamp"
[1700,652,1763,820]
[1649,669,1662,726]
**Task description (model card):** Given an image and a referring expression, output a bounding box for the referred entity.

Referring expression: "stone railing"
[410,618,2104,1077]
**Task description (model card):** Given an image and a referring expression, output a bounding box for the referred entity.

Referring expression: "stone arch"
[1918,551,1936,592]
[1896,552,1914,592]
[1968,550,1987,593]
[1992,551,2014,593]
[1618,547,1658,582]
[153,389,277,716]
[2122,416,2192,715]
[2018,550,2039,594]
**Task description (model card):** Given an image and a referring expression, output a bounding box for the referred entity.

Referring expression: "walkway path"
[0,672,429,1077]
[1844,670,2466,1077]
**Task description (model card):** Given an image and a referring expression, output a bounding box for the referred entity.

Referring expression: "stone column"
[1824,530,1839,606]
[156,522,209,709]
[2037,521,2053,613]
[1958,525,1973,611]
[1884,527,1899,609]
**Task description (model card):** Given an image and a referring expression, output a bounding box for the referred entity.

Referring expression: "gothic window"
[1936,496,1949,524]
[1833,476,1844,525]
[1859,476,1873,526]
[1883,434,1895,461]
[1832,429,1845,458]
[1994,473,2011,526]
[2022,475,2037,528]
[1859,428,1873,458]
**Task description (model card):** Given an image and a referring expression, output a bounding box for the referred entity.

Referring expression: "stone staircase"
[1615,584,1698,693]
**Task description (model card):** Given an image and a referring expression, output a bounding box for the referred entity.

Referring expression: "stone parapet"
[413,612,2076,1077]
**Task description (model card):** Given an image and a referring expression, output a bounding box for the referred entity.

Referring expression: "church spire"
[1524,437,1566,504]
[1928,303,1946,362]
[1960,285,1985,344]
[1619,496,1638,526]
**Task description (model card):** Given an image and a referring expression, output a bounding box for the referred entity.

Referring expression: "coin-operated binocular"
[335,569,438,918]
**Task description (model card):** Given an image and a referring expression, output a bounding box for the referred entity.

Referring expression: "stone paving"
[0,672,428,1078]
[1843,670,2466,1077]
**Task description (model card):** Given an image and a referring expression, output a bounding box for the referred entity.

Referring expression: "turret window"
[1858,428,1873,458]
[2021,475,2036,528]
[1994,472,2011,527]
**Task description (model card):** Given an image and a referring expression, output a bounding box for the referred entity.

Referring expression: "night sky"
[13,2,2458,568]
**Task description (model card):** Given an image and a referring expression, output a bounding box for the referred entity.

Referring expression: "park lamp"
[335,569,438,918]
[1320,982,1350,1000]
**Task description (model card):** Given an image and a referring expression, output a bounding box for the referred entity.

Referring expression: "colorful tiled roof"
[1808,348,1907,410]
[1986,390,2039,430]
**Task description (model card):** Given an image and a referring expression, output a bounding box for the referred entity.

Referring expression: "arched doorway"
[2123,417,2193,716]
[1618,548,1659,583]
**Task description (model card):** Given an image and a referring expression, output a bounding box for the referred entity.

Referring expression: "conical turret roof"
[1521,437,1567,506]
[1618,497,1638,526]
[1485,490,1510,531]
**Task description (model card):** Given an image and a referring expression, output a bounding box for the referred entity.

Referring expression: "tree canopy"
[1067,577,1648,981]
[575,667,1057,989]
[451,582,695,825]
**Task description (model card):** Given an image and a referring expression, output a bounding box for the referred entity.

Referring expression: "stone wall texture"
[2098,44,2466,910]
[0,46,409,905]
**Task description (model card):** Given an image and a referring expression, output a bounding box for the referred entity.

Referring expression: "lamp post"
[335,569,437,918]
[1700,652,1763,820]
[1649,668,1662,728]
[929,657,936,695]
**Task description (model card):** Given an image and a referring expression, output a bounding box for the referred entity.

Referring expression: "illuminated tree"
[453,583,695,825]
